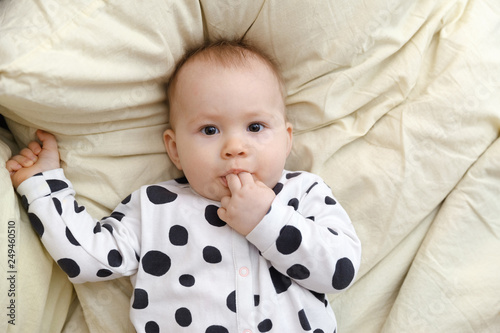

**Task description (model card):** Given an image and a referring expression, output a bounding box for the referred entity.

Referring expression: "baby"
[7,40,361,333]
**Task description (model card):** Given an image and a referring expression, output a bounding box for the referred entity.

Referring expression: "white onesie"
[18,169,361,333]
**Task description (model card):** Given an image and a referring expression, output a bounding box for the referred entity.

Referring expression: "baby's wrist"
[14,167,62,189]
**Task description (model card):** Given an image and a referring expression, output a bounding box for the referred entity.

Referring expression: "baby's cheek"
[197,180,230,202]
[255,131,275,146]
[258,170,282,191]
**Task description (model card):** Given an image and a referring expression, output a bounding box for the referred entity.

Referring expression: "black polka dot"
[306,182,318,194]
[310,290,327,306]
[47,179,68,192]
[132,288,149,309]
[332,257,355,290]
[205,205,226,227]
[272,182,284,195]
[226,290,236,313]
[328,228,338,235]
[57,258,80,278]
[325,196,336,205]
[21,195,29,210]
[175,176,189,184]
[203,246,222,264]
[108,250,123,267]
[145,321,159,333]
[74,200,85,213]
[53,198,62,215]
[96,269,113,278]
[28,212,44,237]
[206,325,229,333]
[169,225,188,246]
[93,222,101,234]
[146,185,177,205]
[258,319,273,332]
[104,211,124,221]
[142,250,171,276]
[102,223,113,234]
[286,172,301,179]
[288,198,299,211]
[269,266,291,294]
[286,264,310,280]
[313,329,325,333]
[121,194,131,205]
[276,226,302,255]
[65,227,80,246]
[298,309,311,331]
[175,307,192,327]
[179,274,195,287]
[307,216,315,221]
[254,295,260,306]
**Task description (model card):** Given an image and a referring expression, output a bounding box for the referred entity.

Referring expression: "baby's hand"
[6,130,61,188]
[217,172,275,236]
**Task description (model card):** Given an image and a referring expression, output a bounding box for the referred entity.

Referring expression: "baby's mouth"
[220,169,246,187]
[220,176,228,187]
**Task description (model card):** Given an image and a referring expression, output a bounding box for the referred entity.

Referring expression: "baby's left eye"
[248,123,264,132]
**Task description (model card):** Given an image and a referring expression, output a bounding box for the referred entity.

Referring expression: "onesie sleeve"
[246,172,362,294]
[17,169,141,283]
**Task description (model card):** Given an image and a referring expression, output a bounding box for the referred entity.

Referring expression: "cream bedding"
[1,0,499,332]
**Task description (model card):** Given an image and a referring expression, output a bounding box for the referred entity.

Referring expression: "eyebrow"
[185,110,222,123]
[195,108,285,123]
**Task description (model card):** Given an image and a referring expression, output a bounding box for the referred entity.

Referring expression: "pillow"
[1,0,499,332]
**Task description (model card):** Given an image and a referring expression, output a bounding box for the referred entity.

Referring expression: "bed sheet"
[0,0,499,332]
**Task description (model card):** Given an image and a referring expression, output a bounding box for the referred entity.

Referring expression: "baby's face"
[164,57,292,201]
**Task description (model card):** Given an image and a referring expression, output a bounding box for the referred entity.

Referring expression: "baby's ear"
[163,129,182,170]
[285,121,293,157]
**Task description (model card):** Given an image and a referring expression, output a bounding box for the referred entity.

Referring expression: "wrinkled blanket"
[1,0,499,332]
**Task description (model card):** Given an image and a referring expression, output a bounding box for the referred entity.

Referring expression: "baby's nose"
[222,137,248,158]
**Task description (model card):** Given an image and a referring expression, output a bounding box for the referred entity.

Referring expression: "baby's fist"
[6,130,60,188]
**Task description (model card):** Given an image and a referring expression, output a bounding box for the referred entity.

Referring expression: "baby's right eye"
[201,126,219,135]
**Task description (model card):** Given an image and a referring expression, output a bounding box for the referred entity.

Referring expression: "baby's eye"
[201,126,219,135]
[247,123,264,133]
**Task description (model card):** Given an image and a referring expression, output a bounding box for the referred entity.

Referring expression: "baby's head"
[166,39,287,122]
[164,39,293,201]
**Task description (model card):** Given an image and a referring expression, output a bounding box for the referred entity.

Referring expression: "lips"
[224,169,245,176]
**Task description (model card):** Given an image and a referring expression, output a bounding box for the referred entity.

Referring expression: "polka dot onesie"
[17,169,361,333]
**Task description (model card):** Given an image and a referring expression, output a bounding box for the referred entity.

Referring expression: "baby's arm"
[6,130,61,188]
[7,130,140,283]
[16,168,141,283]
[246,173,362,294]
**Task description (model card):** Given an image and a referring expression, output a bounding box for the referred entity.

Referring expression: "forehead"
[169,55,285,123]
[170,47,283,97]
[181,53,278,84]
[186,57,277,88]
